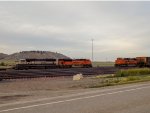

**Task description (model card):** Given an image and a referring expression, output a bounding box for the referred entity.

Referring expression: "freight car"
[136,57,150,67]
[14,58,92,70]
[115,57,150,67]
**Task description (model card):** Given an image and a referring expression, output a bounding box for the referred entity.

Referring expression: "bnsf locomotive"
[115,57,150,67]
[14,58,92,70]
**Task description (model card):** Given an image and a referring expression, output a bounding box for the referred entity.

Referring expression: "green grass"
[115,68,150,77]
[0,60,16,65]
[88,68,150,88]
[92,61,114,67]
[89,75,150,88]
[0,60,16,69]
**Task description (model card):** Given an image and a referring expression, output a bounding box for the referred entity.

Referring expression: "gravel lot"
[0,76,102,105]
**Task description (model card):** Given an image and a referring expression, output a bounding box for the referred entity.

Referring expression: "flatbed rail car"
[14,58,92,70]
[115,57,150,67]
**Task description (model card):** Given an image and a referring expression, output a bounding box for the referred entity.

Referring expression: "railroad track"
[0,67,127,80]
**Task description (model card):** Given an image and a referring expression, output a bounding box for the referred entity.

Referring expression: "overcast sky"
[0,1,150,61]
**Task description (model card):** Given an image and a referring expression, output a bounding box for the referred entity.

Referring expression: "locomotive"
[115,57,150,67]
[14,58,92,70]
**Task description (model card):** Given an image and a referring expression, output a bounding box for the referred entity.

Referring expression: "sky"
[0,1,150,61]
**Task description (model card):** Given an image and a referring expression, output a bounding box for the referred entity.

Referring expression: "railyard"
[0,64,150,113]
[0,66,131,80]
[0,1,150,112]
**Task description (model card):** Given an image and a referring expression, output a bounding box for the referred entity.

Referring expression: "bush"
[0,62,5,66]
[115,68,150,77]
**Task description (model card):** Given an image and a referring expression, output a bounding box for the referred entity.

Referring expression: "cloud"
[0,1,150,61]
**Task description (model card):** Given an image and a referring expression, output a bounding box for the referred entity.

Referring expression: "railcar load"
[13,58,92,70]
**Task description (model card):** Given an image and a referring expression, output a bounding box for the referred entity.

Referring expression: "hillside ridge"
[0,53,8,60]
[1,51,70,61]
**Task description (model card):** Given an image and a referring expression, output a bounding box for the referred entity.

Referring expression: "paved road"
[0,82,150,113]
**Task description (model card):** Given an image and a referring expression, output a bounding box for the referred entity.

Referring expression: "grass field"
[89,74,150,88]
[92,61,114,67]
[116,68,150,77]
[0,60,16,68]
[88,68,150,88]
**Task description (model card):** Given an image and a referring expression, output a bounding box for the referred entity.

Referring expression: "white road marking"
[0,85,150,113]
[0,82,149,107]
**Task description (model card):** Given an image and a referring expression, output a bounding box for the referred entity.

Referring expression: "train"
[115,57,150,67]
[13,58,92,70]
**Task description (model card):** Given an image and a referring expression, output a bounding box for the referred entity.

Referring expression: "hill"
[0,53,8,60]
[2,51,70,61]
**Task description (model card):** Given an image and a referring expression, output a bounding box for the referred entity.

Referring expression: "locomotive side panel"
[115,58,137,67]
[14,59,57,70]
[72,59,92,68]
[115,57,150,67]
[58,59,73,68]
[14,58,92,70]
[115,58,127,67]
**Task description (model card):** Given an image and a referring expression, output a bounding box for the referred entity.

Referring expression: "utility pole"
[92,38,94,62]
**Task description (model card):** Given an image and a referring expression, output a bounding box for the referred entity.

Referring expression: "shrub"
[0,62,5,66]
